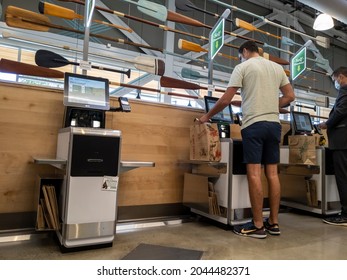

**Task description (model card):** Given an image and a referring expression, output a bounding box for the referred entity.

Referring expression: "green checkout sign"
[210,19,225,60]
[291,47,307,81]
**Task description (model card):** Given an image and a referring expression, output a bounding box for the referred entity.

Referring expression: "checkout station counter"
[183,96,251,226]
[33,73,154,251]
[183,97,341,227]
[280,111,340,215]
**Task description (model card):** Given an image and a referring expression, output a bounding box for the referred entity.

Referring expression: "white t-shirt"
[227,56,290,129]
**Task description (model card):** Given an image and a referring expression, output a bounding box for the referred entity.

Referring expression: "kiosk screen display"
[64,72,110,110]
[292,111,313,134]
[204,96,233,123]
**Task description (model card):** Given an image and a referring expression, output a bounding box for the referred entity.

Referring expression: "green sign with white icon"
[210,19,225,60]
[291,47,306,81]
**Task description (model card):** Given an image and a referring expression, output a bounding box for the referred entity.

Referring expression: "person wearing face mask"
[198,40,295,238]
[318,66,347,226]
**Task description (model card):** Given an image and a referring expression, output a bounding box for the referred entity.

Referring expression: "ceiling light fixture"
[313,13,334,31]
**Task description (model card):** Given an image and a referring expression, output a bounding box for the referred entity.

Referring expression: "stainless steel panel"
[59,127,121,137]
[64,221,115,240]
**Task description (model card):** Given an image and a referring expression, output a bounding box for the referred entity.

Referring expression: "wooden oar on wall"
[181,67,229,83]
[210,0,330,48]
[160,76,226,93]
[55,0,291,66]
[58,0,265,45]
[235,18,281,40]
[43,1,273,63]
[179,39,290,66]
[0,58,200,100]
[5,6,163,53]
[178,39,238,61]
[2,32,165,76]
[38,1,133,33]
[41,1,214,43]
[35,49,131,78]
[58,0,266,46]
[0,58,65,78]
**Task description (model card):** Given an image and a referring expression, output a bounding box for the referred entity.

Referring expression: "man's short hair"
[238,40,259,54]
[332,67,347,78]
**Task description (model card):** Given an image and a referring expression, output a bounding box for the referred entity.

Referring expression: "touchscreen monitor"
[291,111,314,134]
[63,72,110,110]
[204,96,233,123]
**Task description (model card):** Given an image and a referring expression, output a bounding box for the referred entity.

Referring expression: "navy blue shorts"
[241,121,281,164]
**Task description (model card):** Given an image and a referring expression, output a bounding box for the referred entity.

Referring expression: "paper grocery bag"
[288,135,316,165]
[190,123,221,162]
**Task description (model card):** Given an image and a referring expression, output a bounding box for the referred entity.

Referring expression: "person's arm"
[318,122,327,130]
[279,83,295,108]
[199,87,239,123]
[326,94,347,128]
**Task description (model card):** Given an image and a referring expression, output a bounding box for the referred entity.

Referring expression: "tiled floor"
[1,212,347,260]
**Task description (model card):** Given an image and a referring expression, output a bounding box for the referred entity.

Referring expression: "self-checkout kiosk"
[182,96,251,226]
[280,111,340,215]
[33,72,153,251]
[54,72,123,250]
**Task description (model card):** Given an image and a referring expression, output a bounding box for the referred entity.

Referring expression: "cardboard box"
[306,179,318,207]
[288,135,316,165]
[183,173,222,216]
[190,123,221,162]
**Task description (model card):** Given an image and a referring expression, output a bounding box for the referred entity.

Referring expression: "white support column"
[161,0,176,104]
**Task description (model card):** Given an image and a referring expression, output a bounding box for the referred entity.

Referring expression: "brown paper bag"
[288,135,316,165]
[190,123,221,161]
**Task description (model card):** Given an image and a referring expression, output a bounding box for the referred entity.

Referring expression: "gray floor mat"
[121,243,204,260]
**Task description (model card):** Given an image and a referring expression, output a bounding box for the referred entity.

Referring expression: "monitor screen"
[204,96,233,123]
[291,111,313,134]
[63,72,110,110]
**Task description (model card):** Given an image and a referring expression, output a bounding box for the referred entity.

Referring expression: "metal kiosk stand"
[33,73,154,251]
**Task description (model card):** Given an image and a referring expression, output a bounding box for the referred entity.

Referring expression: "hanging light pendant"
[313,13,334,31]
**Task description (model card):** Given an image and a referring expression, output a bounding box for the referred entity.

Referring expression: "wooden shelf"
[178,160,227,176]
[279,163,320,176]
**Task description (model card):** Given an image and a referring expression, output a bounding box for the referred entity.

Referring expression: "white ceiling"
[298,0,347,25]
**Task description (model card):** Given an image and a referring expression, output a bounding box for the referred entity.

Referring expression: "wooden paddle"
[56,0,294,65]
[0,58,65,78]
[110,80,201,100]
[35,49,131,78]
[44,0,263,60]
[57,0,264,45]
[121,0,168,22]
[2,32,165,76]
[235,18,282,40]
[44,1,212,43]
[0,58,198,99]
[38,1,132,33]
[175,0,234,24]
[281,36,319,53]
[178,39,238,61]
[181,67,228,83]
[179,39,290,66]
[160,76,226,93]
[5,6,163,53]
[210,0,330,48]
[121,0,214,27]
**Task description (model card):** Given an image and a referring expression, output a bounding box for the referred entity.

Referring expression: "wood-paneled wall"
[0,82,64,213]
[0,81,199,214]
[1,81,323,217]
[107,99,199,207]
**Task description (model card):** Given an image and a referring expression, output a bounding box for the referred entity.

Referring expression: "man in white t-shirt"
[198,40,295,239]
